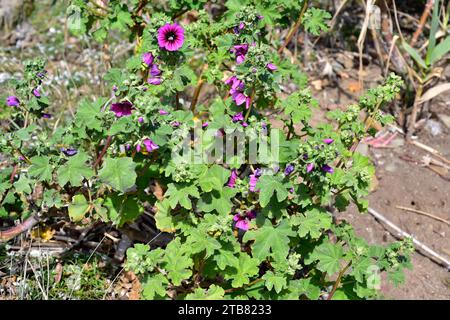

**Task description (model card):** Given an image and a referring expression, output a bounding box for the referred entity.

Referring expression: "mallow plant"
[1,1,413,300]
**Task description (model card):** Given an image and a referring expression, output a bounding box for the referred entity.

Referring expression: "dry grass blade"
[417,83,450,104]
[395,205,450,226]
[357,0,375,88]
[411,140,450,165]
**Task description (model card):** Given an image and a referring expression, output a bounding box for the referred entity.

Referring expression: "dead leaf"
[348,81,362,93]
[311,79,323,91]
[151,181,165,201]
[418,83,450,104]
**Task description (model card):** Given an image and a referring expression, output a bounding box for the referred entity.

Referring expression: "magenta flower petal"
[150,64,162,77]
[202,122,209,128]
[224,76,237,86]
[148,77,162,85]
[245,96,251,109]
[157,23,185,51]
[306,163,315,173]
[249,174,259,192]
[171,121,181,127]
[233,92,247,106]
[323,138,334,145]
[227,169,238,188]
[231,78,244,90]
[110,101,134,117]
[143,138,159,152]
[138,117,144,123]
[33,88,41,98]
[266,63,277,71]
[242,122,248,127]
[321,164,334,174]
[142,52,154,66]
[239,22,245,30]
[233,214,242,222]
[159,109,169,115]
[284,164,295,176]
[232,112,244,123]
[235,220,249,231]
[247,210,257,220]
[236,54,246,64]
[6,96,20,107]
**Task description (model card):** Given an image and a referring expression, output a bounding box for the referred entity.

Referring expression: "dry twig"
[395,205,450,226]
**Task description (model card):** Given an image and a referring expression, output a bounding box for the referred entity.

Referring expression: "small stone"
[425,119,443,136]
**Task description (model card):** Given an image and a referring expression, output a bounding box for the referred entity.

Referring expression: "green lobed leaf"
[98,157,137,193]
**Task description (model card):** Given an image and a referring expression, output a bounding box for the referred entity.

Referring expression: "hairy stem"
[327,260,352,300]
[277,0,308,55]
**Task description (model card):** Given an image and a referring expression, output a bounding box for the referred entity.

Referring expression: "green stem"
[327,261,352,300]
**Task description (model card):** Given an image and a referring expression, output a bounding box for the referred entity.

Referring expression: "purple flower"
[138,117,144,123]
[110,101,134,117]
[37,72,45,78]
[150,64,162,77]
[136,144,141,152]
[143,138,159,153]
[230,44,249,64]
[159,109,169,115]
[61,147,78,156]
[157,23,185,51]
[242,122,248,127]
[148,77,162,85]
[126,143,131,150]
[112,85,118,92]
[171,121,181,127]
[289,187,295,193]
[266,63,277,72]
[306,163,315,173]
[232,91,247,106]
[321,164,334,174]
[42,113,52,119]
[284,164,294,176]
[6,96,20,107]
[323,138,334,145]
[142,52,154,66]
[249,168,262,192]
[32,88,41,98]
[224,76,237,86]
[202,122,209,128]
[227,169,238,188]
[245,96,251,109]
[232,112,244,123]
[239,22,245,30]
[233,211,257,231]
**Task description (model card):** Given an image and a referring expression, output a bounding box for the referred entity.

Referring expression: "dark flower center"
[166,31,176,42]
